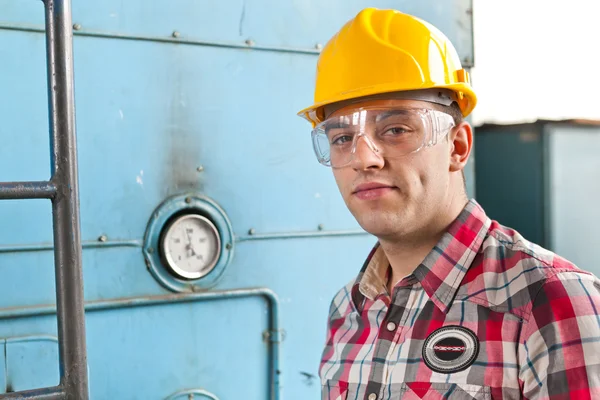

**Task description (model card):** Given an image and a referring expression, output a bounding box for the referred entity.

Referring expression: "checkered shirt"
[320,199,600,399]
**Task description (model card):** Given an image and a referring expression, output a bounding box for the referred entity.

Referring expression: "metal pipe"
[0,288,281,400]
[164,388,220,400]
[0,387,65,400]
[236,228,369,242]
[43,0,88,398]
[265,291,281,400]
[4,335,58,345]
[0,239,143,254]
[0,23,321,56]
[0,228,368,254]
[0,181,57,200]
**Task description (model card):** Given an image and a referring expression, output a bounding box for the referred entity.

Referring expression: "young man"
[297,8,600,400]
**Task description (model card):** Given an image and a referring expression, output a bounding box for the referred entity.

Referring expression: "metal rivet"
[172,30,180,38]
[245,39,255,46]
[98,235,107,242]
[73,23,82,31]
[225,243,232,250]
[248,228,256,235]
[196,166,204,172]
[148,247,154,254]
[315,43,323,50]
[317,224,324,231]
[185,197,192,204]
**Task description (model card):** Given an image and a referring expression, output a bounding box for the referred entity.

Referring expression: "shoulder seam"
[490,230,553,268]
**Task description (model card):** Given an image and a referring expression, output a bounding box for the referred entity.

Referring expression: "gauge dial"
[160,214,221,280]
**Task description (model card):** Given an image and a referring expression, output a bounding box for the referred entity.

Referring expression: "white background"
[471,0,600,125]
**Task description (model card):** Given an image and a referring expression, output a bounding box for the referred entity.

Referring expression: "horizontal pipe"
[0,239,142,254]
[236,229,369,242]
[0,228,368,254]
[0,23,321,56]
[0,287,278,320]
[0,386,64,400]
[4,335,58,344]
[164,389,219,400]
[0,181,56,200]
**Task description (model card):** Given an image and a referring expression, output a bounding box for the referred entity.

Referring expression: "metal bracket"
[263,329,286,343]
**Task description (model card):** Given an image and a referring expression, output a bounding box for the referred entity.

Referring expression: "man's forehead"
[328,98,434,118]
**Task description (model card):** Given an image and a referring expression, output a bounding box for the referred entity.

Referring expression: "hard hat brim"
[298,82,477,127]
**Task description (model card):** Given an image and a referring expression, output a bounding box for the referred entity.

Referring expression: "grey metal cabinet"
[475,120,600,275]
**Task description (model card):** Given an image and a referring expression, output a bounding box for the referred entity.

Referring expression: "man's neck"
[379,195,469,293]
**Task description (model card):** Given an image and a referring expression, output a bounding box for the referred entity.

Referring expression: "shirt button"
[368,394,377,400]
[386,322,397,331]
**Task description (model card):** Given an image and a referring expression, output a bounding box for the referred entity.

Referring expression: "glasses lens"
[312,108,432,167]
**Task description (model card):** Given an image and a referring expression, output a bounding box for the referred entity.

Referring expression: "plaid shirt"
[321,199,600,399]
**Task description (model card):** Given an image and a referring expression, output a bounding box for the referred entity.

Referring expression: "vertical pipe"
[266,292,281,400]
[43,0,89,398]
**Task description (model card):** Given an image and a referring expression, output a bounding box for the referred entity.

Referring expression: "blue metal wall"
[0,1,473,398]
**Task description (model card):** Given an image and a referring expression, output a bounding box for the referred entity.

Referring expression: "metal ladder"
[0,0,89,398]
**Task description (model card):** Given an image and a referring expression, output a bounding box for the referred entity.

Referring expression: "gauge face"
[160,214,221,280]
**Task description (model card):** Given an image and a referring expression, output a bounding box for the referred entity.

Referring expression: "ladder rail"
[0,0,89,398]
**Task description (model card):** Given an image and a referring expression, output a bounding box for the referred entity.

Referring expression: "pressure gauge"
[159,213,221,280]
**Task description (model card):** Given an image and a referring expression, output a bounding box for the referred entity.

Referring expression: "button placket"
[381,286,416,387]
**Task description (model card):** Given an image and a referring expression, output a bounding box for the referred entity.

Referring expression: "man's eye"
[331,135,353,145]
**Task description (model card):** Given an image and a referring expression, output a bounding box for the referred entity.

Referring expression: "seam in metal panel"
[0,23,321,55]
[0,229,369,253]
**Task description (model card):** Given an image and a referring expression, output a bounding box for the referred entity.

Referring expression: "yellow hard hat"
[297,8,477,126]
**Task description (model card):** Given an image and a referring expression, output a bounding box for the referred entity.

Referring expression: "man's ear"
[449,121,473,173]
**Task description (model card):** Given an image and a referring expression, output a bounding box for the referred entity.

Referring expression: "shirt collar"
[353,199,491,313]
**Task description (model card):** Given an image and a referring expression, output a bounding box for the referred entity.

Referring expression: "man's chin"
[354,214,402,238]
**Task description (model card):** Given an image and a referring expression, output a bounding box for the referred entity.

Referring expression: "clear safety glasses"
[311,107,456,168]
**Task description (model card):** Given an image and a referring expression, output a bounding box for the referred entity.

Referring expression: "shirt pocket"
[400,382,491,400]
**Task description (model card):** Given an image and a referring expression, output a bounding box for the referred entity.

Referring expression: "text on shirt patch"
[423,325,479,374]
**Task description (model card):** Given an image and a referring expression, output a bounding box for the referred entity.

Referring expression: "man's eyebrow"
[324,121,351,130]
[376,109,412,122]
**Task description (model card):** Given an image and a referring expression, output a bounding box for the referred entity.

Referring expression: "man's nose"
[350,134,385,170]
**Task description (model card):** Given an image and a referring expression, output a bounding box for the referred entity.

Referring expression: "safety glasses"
[311,107,455,168]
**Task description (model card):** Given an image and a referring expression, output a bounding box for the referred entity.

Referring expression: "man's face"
[328,99,457,240]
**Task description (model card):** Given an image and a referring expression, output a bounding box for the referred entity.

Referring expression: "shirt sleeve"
[518,271,600,399]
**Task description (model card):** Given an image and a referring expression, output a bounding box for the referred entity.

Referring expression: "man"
[297,8,600,400]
